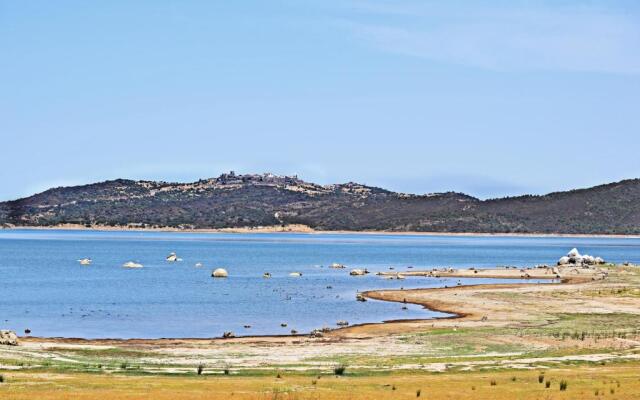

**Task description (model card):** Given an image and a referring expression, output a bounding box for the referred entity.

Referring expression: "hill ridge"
[2,172,639,234]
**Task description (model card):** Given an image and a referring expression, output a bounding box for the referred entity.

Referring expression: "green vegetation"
[334,365,346,376]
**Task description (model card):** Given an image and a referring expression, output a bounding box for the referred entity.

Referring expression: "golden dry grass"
[2,362,640,400]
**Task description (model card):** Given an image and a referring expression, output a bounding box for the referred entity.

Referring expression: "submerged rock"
[349,268,369,276]
[122,261,143,268]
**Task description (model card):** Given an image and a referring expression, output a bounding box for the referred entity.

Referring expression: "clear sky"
[1,0,639,201]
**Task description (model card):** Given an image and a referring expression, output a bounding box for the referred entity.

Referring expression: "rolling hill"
[1,172,639,234]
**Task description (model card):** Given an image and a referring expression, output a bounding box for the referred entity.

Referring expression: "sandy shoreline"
[3,223,640,239]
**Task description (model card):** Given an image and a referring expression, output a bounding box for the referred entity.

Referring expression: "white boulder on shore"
[558,248,606,266]
[212,268,229,278]
[0,330,18,346]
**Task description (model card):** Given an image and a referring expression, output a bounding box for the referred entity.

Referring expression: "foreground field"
[2,362,640,399]
[1,264,640,398]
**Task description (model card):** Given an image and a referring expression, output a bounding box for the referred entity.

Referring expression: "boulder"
[350,269,366,276]
[0,330,18,346]
[122,261,143,268]
[557,256,570,265]
[289,272,302,277]
[567,248,581,258]
[212,268,229,278]
[594,257,605,265]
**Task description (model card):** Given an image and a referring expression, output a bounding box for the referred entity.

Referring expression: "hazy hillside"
[2,172,639,234]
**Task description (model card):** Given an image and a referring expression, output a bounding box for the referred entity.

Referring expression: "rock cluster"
[0,330,18,346]
[558,248,605,267]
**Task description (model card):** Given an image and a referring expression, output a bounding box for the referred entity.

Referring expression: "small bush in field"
[559,380,568,391]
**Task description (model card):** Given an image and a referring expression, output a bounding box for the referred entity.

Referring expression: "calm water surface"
[1,230,639,338]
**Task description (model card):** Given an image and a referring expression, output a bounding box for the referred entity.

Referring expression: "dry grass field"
[2,363,640,399]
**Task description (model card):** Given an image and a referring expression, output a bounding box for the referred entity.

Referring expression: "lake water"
[1,230,639,339]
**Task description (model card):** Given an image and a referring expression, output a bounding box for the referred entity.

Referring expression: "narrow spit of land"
[1,263,640,399]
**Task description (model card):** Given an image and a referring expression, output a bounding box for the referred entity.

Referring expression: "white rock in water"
[122,261,143,268]
[594,256,605,264]
[567,248,581,258]
[212,268,228,278]
[289,272,302,277]
[583,255,595,265]
[558,256,570,265]
[350,269,366,276]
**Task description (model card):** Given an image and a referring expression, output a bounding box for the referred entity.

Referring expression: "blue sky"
[1,0,639,200]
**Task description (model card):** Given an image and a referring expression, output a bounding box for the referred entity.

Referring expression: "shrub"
[197,364,204,375]
[223,367,230,375]
[416,389,421,397]
[545,380,551,388]
[120,362,128,370]
[0,374,4,383]
[538,374,544,383]
[490,379,497,386]
[559,380,568,391]
[511,376,516,382]
[334,365,346,376]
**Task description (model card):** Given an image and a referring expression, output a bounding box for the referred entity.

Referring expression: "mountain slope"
[1,173,639,234]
